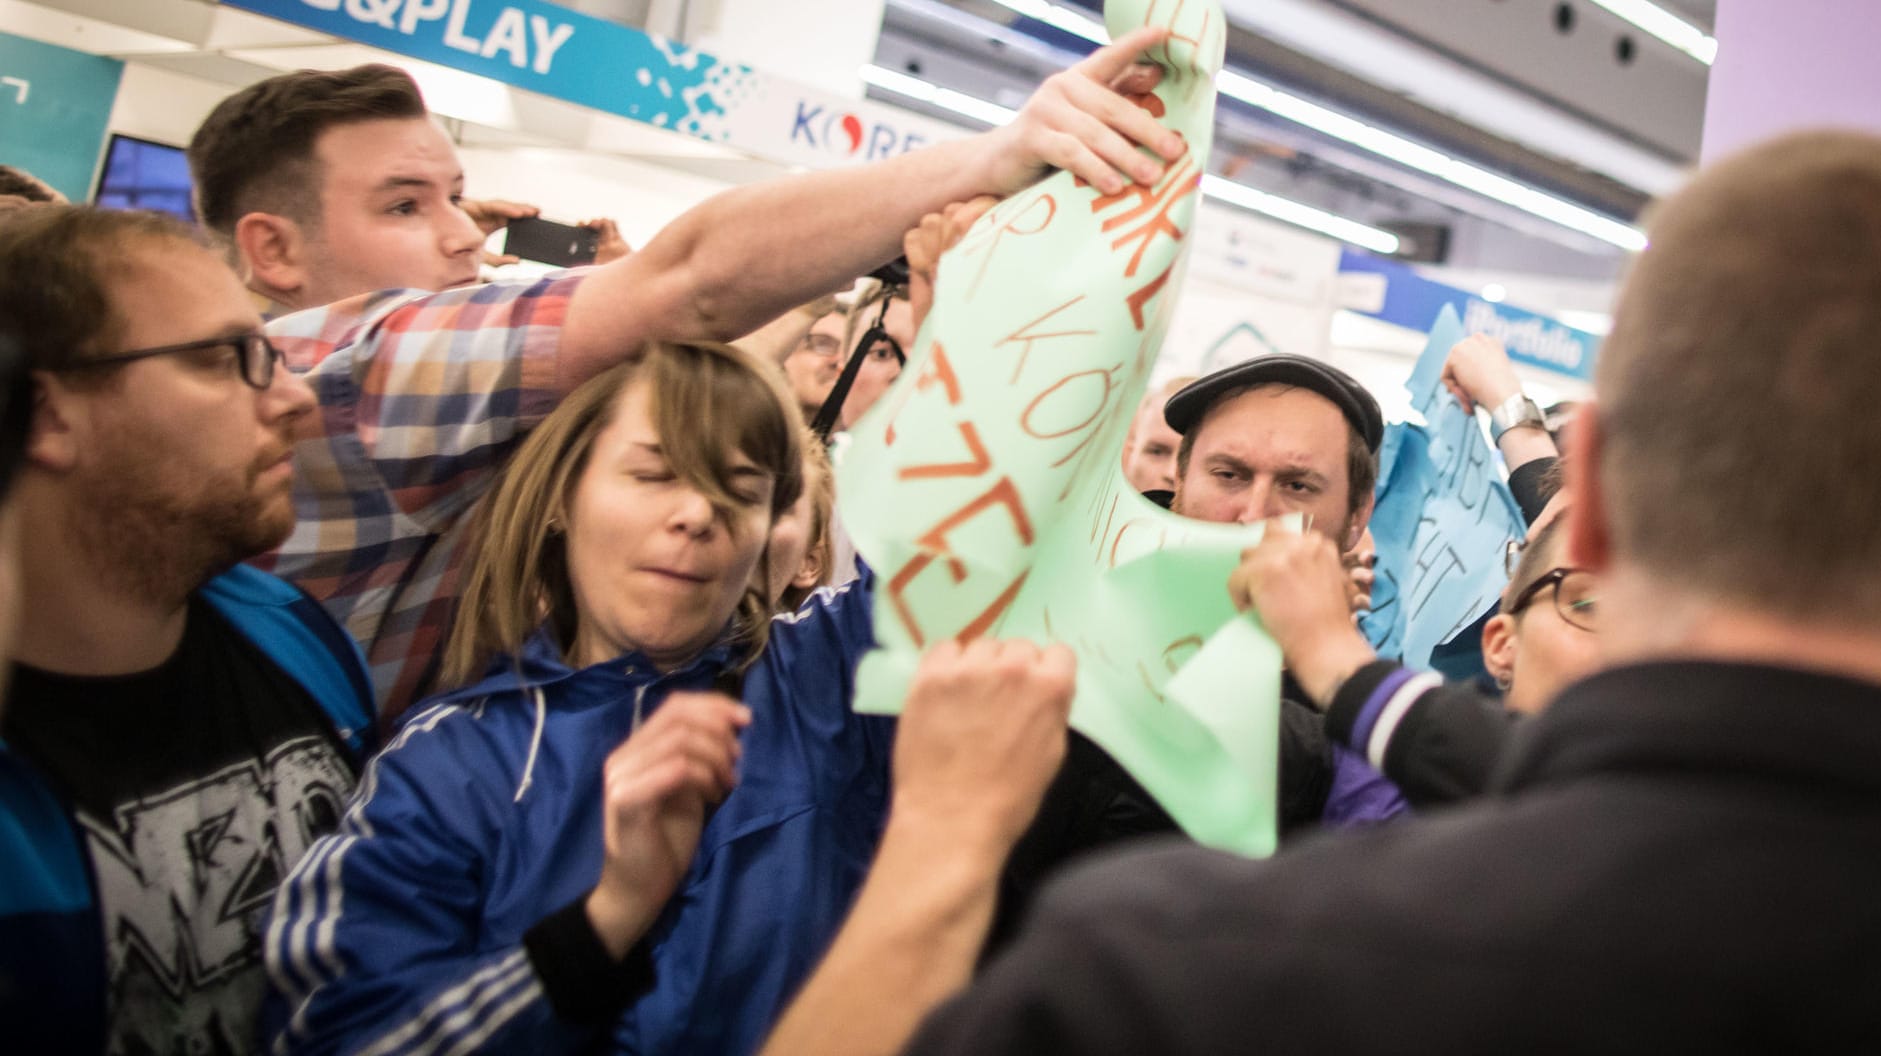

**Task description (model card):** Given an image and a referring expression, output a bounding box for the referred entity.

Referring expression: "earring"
[546,517,563,535]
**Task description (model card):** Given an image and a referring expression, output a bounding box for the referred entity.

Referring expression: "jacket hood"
[426,625,739,709]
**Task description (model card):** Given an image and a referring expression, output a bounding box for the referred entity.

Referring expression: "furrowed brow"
[1204,452,1252,475]
[374,175,442,194]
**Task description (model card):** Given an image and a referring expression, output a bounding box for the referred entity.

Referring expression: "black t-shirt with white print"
[5,595,358,1056]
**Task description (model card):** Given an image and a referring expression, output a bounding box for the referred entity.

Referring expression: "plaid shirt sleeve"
[258,271,589,717]
[269,272,582,530]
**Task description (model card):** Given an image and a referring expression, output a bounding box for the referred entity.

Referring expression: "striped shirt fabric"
[256,272,586,720]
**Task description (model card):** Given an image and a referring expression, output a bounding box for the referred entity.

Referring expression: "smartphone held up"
[504,217,601,267]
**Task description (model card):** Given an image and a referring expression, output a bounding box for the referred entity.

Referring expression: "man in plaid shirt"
[189,39,1185,719]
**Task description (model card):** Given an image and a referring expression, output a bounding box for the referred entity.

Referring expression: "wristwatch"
[1487,393,1546,444]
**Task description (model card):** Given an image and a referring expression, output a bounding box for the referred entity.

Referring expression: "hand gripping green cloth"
[836,0,1283,857]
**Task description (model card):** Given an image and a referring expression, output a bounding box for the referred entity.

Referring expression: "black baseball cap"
[1163,354,1384,454]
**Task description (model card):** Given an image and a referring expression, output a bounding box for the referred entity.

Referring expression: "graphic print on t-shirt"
[4,593,361,1056]
[81,734,353,1053]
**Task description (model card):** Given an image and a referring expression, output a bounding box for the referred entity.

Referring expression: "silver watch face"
[1492,396,1545,440]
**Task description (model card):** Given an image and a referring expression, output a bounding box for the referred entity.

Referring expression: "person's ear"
[1564,404,1611,573]
[232,212,309,300]
[1344,493,1375,552]
[791,543,825,592]
[27,374,82,473]
[1482,613,1518,690]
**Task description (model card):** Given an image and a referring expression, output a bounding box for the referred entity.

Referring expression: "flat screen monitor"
[93,134,195,222]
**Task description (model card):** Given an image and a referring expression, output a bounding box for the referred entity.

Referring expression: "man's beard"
[71,443,295,607]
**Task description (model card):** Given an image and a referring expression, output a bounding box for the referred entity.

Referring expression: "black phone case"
[504,218,600,267]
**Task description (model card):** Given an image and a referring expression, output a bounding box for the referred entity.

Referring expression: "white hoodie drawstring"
[514,687,548,803]
[515,678,652,803]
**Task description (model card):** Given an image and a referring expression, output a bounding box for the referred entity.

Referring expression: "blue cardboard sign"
[1339,248,1598,382]
[1360,305,1527,668]
[0,32,124,202]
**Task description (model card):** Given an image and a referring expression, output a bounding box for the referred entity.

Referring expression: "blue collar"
[429,624,740,706]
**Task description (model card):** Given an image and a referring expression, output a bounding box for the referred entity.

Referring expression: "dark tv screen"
[94,134,194,222]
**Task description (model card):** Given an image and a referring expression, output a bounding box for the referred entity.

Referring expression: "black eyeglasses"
[1505,567,1598,632]
[53,332,284,390]
[794,333,843,358]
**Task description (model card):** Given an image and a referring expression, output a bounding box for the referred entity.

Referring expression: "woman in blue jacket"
[264,341,894,1055]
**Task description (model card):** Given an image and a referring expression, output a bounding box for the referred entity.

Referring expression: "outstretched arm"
[557,28,1184,389]
[760,639,1077,1056]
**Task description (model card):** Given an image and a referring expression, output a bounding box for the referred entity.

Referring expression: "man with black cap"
[983,353,1402,955]
[1161,353,1382,556]
[757,352,1406,1056]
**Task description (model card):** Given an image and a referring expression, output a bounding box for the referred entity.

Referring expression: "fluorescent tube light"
[858,64,1021,126]
[1585,0,1718,65]
[984,0,1109,43]
[860,65,1401,253]
[1215,70,1647,251]
[974,0,1648,251]
[1200,175,1400,254]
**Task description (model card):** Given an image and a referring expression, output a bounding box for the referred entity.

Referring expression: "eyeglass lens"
[1553,571,1598,631]
[798,334,842,357]
[241,335,278,389]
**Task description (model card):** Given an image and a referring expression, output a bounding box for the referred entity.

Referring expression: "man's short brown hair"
[0,165,62,205]
[187,64,427,237]
[1502,511,1569,616]
[1598,130,1881,625]
[0,204,203,375]
[842,279,906,353]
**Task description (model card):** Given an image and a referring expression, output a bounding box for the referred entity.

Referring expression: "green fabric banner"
[837,0,1285,857]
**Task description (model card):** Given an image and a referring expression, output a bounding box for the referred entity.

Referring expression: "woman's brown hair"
[440,341,804,689]
[775,430,837,613]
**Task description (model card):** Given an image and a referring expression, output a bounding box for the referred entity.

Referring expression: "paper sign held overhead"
[1360,305,1527,668]
[837,0,1287,857]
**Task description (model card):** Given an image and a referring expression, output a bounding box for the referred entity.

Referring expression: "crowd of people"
[2,22,1878,1055]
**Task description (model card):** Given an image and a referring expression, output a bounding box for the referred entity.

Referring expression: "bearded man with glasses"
[0,206,374,1054]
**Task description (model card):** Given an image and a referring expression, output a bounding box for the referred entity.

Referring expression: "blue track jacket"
[0,565,375,1053]
[263,577,893,1055]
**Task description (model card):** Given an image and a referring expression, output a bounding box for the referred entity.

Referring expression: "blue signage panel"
[0,32,124,202]
[220,0,940,169]
[224,0,746,138]
[1339,248,1598,382]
